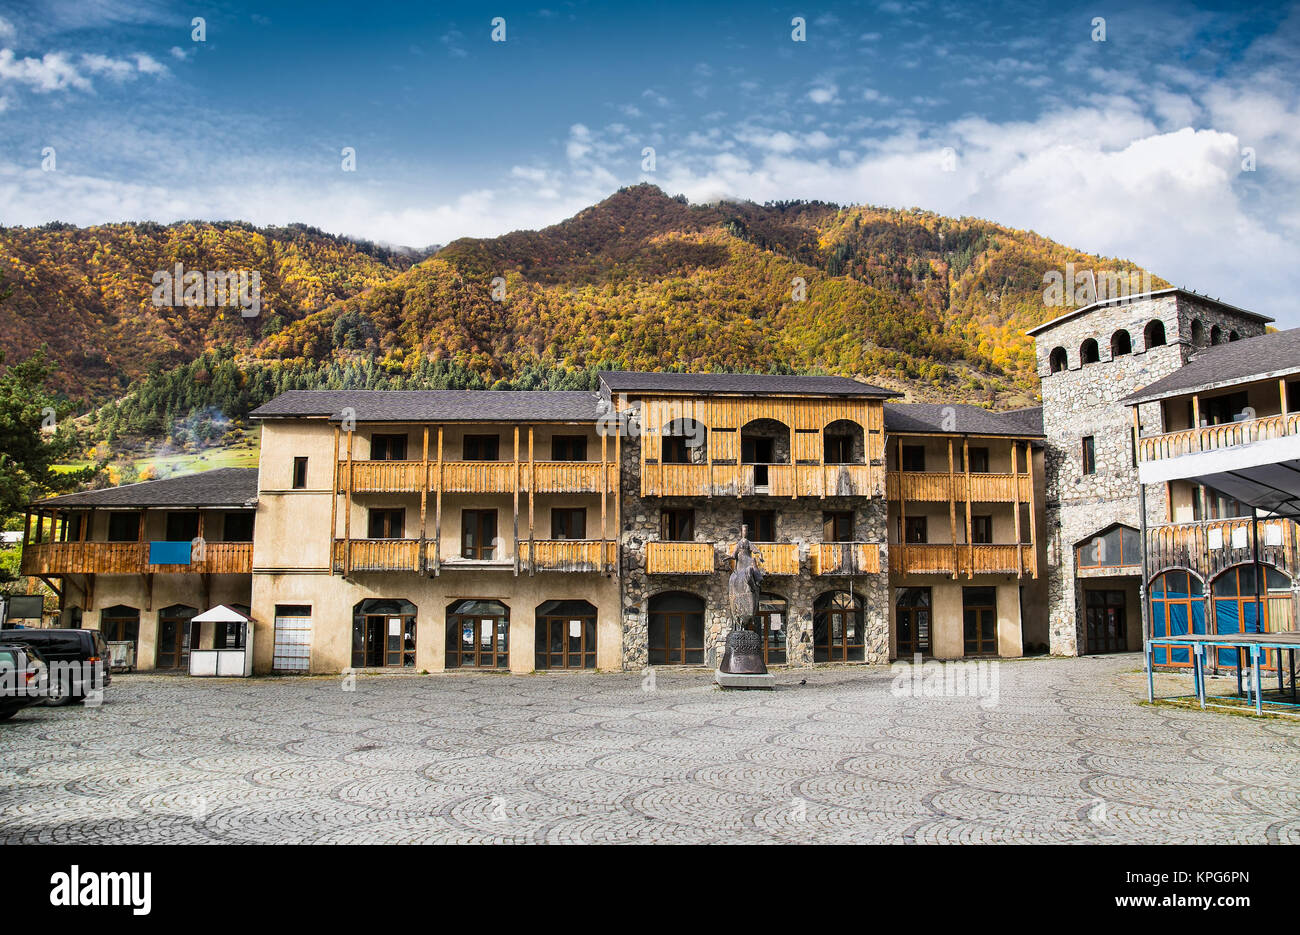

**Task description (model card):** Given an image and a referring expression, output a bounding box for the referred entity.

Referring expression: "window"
[901,445,926,472]
[661,509,695,541]
[353,598,416,668]
[662,435,691,464]
[461,510,498,559]
[962,587,998,656]
[1203,391,1249,426]
[1049,347,1068,373]
[902,516,928,544]
[1210,324,1222,345]
[648,592,705,665]
[813,591,864,662]
[107,512,141,542]
[60,513,83,542]
[223,512,254,542]
[972,515,993,544]
[1111,329,1132,356]
[1149,571,1205,667]
[446,599,508,669]
[749,592,787,666]
[823,511,853,542]
[370,434,408,460]
[1190,319,1205,345]
[292,456,308,489]
[1228,330,1240,341]
[661,420,704,463]
[1080,338,1100,364]
[741,510,775,542]
[824,434,853,464]
[165,512,199,542]
[551,508,586,540]
[367,508,405,539]
[463,434,500,460]
[551,435,587,461]
[1288,381,1299,413]
[1081,436,1096,475]
[896,588,931,657]
[1144,319,1166,348]
[967,446,989,473]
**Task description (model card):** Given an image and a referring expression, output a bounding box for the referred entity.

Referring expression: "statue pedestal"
[715,669,775,690]
[716,628,774,690]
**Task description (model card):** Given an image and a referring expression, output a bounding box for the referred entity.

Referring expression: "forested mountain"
[1,184,1166,466]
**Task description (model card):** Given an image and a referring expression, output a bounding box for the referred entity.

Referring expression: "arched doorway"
[353,598,417,667]
[156,604,198,670]
[814,591,865,662]
[648,591,705,665]
[535,599,597,670]
[446,599,508,668]
[1149,570,1205,667]
[747,592,787,665]
[822,419,865,464]
[741,418,791,490]
[661,418,706,464]
[895,587,931,657]
[1211,565,1292,670]
[100,605,140,647]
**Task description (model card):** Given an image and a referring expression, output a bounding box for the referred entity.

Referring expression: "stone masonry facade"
[1034,293,1269,654]
[617,420,890,670]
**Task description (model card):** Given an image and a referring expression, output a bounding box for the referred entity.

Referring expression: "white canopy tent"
[188,604,255,677]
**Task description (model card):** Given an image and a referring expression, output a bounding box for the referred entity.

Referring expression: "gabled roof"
[1123,328,1300,405]
[1025,288,1272,337]
[34,468,258,509]
[884,403,1044,437]
[250,390,604,423]
[598,371,897,397]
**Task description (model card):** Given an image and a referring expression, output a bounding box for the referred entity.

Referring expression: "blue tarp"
[149,540,192,565]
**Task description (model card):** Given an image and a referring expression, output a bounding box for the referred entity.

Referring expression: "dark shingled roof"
[250,390,604,422]
[35,468,259,509]
[598,371,897,397]
[885,403,1044,437]
[1025,288,1273,336]
[1123,327,1300,404]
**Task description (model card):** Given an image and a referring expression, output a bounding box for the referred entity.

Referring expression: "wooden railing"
[20,541,254,575]
[810,543,882,575]
[1148,517,1298,580]
[723,542,800,575]
[645,541,716,574]
[521,539,617,572]
[886,471,1032,502]
[1138,412,1300,462]
[889,543,1036,577]
[332,538,421,573]
[338,459,618,494]
[641,462,876,498]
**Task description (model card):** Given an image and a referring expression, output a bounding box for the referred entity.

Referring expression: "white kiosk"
[188,605,254,677]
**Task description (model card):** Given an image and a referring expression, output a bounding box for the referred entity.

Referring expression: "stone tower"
[1028,289,1270,655]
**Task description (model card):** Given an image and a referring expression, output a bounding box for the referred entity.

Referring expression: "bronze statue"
[718,525,769,677]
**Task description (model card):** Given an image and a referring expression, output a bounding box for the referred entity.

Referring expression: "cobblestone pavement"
[2,654,1298,844]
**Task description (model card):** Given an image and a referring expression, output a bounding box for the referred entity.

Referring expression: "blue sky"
[1,0,1298,325]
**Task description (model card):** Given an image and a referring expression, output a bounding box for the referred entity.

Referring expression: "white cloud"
[0,16,15,41]
[808,83,839,105]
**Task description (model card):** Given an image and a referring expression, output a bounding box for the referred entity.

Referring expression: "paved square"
[2,655,1297,844]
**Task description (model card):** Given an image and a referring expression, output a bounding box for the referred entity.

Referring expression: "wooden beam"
[1281,378,1290,418]
[37,574,62,601]
[528,426,535,577]
[963,437,972,579]
[1013,441,1023,577]
[419,426,429,574]
[513,426,520,576]
[344,429,354,576]
[948,438,957,580]
[1027,441,1039,576]
[329,425,340,576]
[85,573,95,613]
[614,423,622,578]
[434,427,443,576]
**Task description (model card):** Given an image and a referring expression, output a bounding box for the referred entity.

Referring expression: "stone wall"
[617,425,890,670]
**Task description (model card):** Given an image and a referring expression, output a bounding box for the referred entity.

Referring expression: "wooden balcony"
[645,541,716,575]
[520,539,617,573]
[886,471,1033,502]
[20,541,253,576]
[640,462,876,498]
[338,459,617,494]
[1148,517,1298,580]
[810,543,881,575]
[1138,412,1300,462]
[731,542,800,575]
[889,543,1037,577]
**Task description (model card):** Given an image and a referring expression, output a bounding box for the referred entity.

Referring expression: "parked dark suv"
[0,643,51,720]
[0,629,110,705]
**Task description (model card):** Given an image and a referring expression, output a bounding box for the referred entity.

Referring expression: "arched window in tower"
[1049,347,1068,373]
[1229,330,1240,341]
[1190,319,1205,345]
[1110,329,1132,357]
[1210,325,1222,345]
[1080,338,1100,364]
[1144,319,1166,348]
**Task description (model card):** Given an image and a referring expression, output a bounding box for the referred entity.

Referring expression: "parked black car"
[0,629,110,705]
[0,642,51,720]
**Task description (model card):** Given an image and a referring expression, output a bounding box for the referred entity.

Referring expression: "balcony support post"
[419,427,429,574]
[434,427,443,576]
[22,510,31,548]
[512,426,520,577]
[614,424,622,578]
[329,426,339,576]
[964,437,973,579]
[529,427,536,577]
[1027,442,1038,578]
[1251,508,1265,635]
[85,573,95,613]
[599,429,606,576]
[948,438,958,579]
[898,448,907,579]
[1138,480,1152,674]
[343,429,354,577]
[1014,441,1024,577]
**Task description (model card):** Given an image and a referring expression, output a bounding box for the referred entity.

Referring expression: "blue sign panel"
[149,540,192,565]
